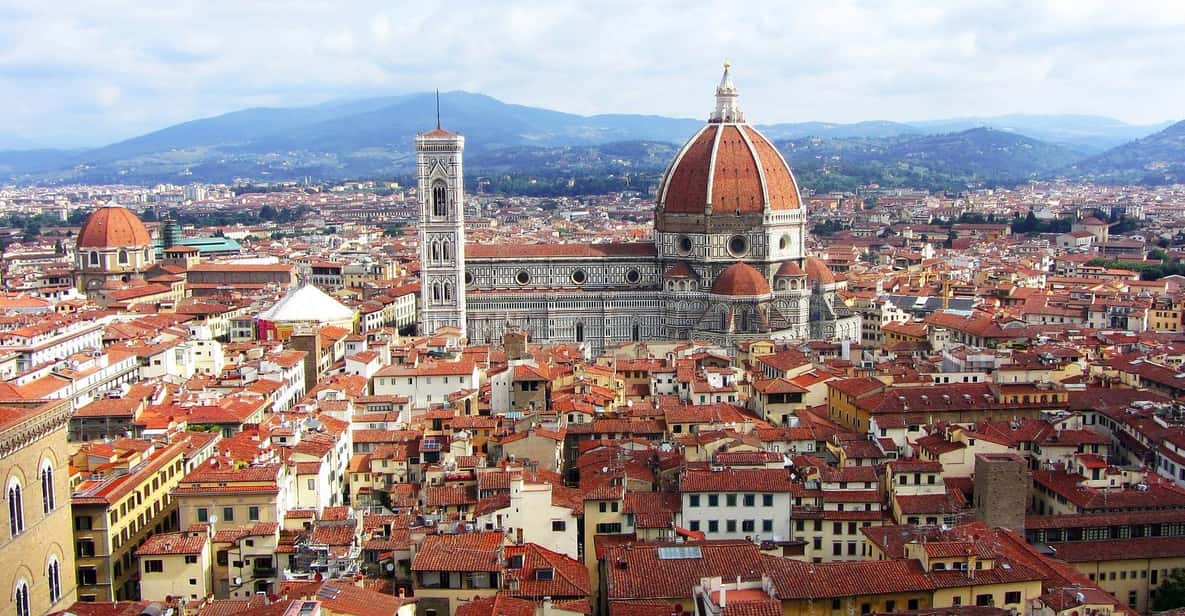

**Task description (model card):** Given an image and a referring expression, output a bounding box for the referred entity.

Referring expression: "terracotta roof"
[135,531,207,556]
[411,531,504,572]
[711,262,770,296]
[504,543,590,598]
[804,256,836,284]
[77,205,152,249]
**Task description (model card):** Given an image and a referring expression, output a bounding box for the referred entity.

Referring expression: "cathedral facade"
[416,65,860,352]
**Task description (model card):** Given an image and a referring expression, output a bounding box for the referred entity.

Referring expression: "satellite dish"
[385,562,395,572]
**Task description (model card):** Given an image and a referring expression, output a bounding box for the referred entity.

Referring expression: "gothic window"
[432,180,448,217]
[443,282,453,301]
[442,241,451,261]
[575,322,584,343]
[14,579,29,616]
[118,249,129,264]
[47,556,62,604]
[432,283,442,303]
[41,459,54,513]
[8,478,24,536]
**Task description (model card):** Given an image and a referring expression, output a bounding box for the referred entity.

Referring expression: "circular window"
[464,272,474,286]
[625,269,641,285]
[515,270,531,285]
[677,236,693,254]
[571,269,587,285]
[728,235,749,256]
[779,235,790,250]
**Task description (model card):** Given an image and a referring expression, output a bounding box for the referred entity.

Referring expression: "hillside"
[1068,121,1185,185]
[781,128,1083,193]
[0,91,1174,189]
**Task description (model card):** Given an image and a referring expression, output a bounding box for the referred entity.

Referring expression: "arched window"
[431,241,440,262]
[88,251,98,266]
[8,478,24,536]
[720,310,729,331]
[118,249,129,264]
[41,460,55,513]
[632,323,641,342]
[740,310,750,332]
[575,322,584,343]
[143,248,150,261]
[431,283,441,303]
[47,556,61,604]
[432,181,448,217]
[14,579,29,616]
[443,282,452,301]
[442,241,451,261]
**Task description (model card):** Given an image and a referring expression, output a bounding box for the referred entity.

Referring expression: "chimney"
[543,597,553,616]
[720,585,726,608]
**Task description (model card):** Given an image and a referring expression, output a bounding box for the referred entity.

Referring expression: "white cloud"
[0,0,1182,147]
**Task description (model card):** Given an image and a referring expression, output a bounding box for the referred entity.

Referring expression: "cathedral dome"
[804,256,836,285]
[711,262,771,296]
[656,64,803,221]
[77,204,152,249]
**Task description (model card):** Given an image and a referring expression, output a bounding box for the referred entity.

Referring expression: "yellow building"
[71,436,207,601]
[173,464,288,533]
[0,399,77,616]
[134,529,212,602]
[1044,538,1185,613]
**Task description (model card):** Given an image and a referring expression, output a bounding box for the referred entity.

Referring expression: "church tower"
[416,117,467,339]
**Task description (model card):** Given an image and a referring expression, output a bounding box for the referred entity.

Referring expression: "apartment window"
[814,520,822,532]
[689,520,700,531]
[217,551,228,566]
[77,540,96,558]
[552,520,566,532]
[833,542,842,556]
[742,520,755,533]
[726,494,737,507]
[908,600,919,610]
[78,567,97,585]
[975,594,993,607]
[762,520,773,532]
[834,522,843,535]
[248,506,260,521]
[795,520,805,532]
[762,494,774,507]
[708,495,719,507]
[813,537,822,550]
[144,560,164,573]
[847,542,857,556]
[75,516,92,531]
[190,578,198,586]
[1005,592,1022,604]
[689,495,700,507]
[611,502,619,513]
[595,523,622,534]
[184,555,198,564]
[307,479,315,490]
[599,502,607,513]
[861,603,871,614]
[1129,591,1138,608]
[222,507,234,522]
[743,493,756,507]
[726,520,737,533]
[197,508,208,523]
[885,601,895,612]
[708,520,719,533]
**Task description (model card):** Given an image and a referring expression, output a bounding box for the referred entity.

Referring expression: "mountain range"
[0,91,1180,191]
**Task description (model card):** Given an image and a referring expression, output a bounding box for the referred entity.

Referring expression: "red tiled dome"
[657,124,802,218]
[804,257,836,285]
[77,206,151,249]
[776,260,805,277]
[711,262,770,296]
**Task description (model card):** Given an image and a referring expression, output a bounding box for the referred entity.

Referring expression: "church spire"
[710,61,744,123]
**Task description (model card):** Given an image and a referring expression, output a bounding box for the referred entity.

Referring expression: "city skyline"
[2,0,1185,148]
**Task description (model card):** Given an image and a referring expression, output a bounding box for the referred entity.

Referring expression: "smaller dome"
[775,260,805,277]
[804,257,836,285]
[711,262,771,296]
[77,205,152,249]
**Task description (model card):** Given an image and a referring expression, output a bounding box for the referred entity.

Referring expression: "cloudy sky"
[2,0,1183,148]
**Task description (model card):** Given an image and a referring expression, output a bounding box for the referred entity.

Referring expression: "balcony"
[253,566,277,578]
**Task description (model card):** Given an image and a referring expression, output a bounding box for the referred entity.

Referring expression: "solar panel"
[656,546,703,560]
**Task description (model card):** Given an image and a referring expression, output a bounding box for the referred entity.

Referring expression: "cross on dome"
[710,60,744,123]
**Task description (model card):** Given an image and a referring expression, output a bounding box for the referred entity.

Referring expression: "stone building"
[0,399,77,615]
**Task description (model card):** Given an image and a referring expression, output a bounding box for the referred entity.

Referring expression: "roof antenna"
[435,89,441,130]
